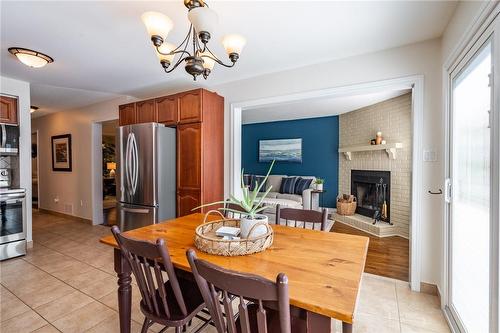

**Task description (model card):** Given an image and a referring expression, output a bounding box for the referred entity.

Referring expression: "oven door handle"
[0,193,26,200]
[1,124,6,148]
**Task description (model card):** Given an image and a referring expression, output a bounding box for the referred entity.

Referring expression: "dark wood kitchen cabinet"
[136,99,156,124]
[118,103,136,126]
[0,96,18,124]
[156,95,178,125]
[118,88,224,217]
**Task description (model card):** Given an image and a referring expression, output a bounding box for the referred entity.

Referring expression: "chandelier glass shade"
[142,0,245,80]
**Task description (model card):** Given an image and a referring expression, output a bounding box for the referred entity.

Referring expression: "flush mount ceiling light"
[30,106,39,113]
[8,47,54,68]
[142,0,246,80]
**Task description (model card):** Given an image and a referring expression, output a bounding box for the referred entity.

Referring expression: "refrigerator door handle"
[122,207,150,214]
[131,133,139,195]
[126,132,134,196]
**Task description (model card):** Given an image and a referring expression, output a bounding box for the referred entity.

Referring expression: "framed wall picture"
[51,134,72,171]
[259,138,302,163]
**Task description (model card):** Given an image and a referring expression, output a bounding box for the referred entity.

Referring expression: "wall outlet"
[54,197,59,203]
[423,149,437,162]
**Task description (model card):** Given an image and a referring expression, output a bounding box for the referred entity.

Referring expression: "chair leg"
[141,318,150,333]
[175,326,182,333]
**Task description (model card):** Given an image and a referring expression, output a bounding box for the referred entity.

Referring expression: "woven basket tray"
[194,211,274,256]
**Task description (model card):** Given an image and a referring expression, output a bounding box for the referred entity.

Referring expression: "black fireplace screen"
[351,170,390,223]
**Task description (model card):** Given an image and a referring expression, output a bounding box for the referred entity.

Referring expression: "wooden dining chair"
[111,226,210,333]
[186,248,306,333]
[275,205,329,231]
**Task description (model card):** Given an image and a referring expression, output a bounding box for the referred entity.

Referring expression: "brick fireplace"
[336,93,411,238]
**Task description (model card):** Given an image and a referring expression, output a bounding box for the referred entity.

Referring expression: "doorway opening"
[31,131,39,209]
[101,119,119,226]
[230,75,424,291]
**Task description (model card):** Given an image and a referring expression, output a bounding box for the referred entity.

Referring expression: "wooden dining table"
[100,213,369,333]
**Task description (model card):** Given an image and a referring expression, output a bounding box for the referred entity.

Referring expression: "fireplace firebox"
[351,170,391,223]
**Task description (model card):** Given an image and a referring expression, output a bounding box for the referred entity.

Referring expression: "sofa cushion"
[258,191,278,199]
[279,177,298,194]
[251,175,269,192]
[276,193,302,204]
[294,177,313,195]
[266,175,286,193]
[243,174,254,187]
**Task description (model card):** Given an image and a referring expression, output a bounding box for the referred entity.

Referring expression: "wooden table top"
[100,213,369,324]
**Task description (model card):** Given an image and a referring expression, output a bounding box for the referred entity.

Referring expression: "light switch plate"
[423,149,437,162]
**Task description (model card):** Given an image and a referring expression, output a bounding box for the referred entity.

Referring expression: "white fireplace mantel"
[338,143,403,160]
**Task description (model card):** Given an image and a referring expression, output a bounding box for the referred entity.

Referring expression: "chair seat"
[236,303,307,333]
[140,274,205,325]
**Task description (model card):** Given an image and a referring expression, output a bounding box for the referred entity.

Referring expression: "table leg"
[114,248,132,333]
[342,322,353,333]
[306,311,331,332]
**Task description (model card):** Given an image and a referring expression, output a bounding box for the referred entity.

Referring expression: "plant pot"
[240,214,269,239]
[315,184,323,191]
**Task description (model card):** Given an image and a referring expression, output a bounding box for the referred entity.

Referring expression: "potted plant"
[314,178,325,191]
[194,160,275,239]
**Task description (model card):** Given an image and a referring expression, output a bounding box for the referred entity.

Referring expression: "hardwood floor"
[331,221,409,282]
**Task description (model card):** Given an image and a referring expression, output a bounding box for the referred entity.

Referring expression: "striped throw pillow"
[294,177,313,195]
[279,177,298,194]
[251,176,268,192]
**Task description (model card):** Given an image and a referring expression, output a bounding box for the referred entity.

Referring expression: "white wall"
[31,96,134,221]
[214,38,443,286]
[1,76,32,242]
[441,1,488,63]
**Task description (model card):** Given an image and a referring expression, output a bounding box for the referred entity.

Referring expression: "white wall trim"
[229,74,424,292]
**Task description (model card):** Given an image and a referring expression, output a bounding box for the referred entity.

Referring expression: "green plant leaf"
[191,200,230,211]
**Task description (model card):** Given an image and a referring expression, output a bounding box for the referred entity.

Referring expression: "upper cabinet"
[119,103,136,126]
[156,96,178,125]
[178,90,202,124]
[0,96,18,124]
[136,99,156,124]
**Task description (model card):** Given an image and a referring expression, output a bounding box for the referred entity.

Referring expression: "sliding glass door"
[447,12,499,333]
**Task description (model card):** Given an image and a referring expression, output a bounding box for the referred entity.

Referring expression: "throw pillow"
[280,177,298,194]
[294,177,313,195]
[243,174,254,188]
[251,176,268,192]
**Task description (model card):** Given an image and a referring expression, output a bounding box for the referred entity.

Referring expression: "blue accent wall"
[242,116,339,208]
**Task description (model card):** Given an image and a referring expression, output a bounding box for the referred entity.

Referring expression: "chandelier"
[141,0,246,81]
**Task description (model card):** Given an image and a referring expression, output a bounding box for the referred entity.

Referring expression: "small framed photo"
[51,134,72,172]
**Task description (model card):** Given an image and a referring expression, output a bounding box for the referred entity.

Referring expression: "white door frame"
[229,74,424,291]
[90,117,118,225]
[442,3,500,332]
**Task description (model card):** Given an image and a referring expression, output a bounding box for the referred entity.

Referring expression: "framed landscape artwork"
[259,138,302,163]
[51,134,72,171]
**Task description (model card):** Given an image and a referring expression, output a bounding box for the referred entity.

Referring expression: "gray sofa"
[248,174,318,222]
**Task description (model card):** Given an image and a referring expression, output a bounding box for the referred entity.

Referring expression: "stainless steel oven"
[0,189,26,260]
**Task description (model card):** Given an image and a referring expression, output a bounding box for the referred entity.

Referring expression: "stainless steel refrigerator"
[116,122,176,231]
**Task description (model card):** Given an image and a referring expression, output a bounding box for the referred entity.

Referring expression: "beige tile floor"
[0,210,451,333]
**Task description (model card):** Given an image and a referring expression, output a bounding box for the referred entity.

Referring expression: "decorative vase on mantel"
[316,183,324,191]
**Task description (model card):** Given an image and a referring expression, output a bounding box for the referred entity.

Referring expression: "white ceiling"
[242,89,411,124]
[0,1,457,116]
